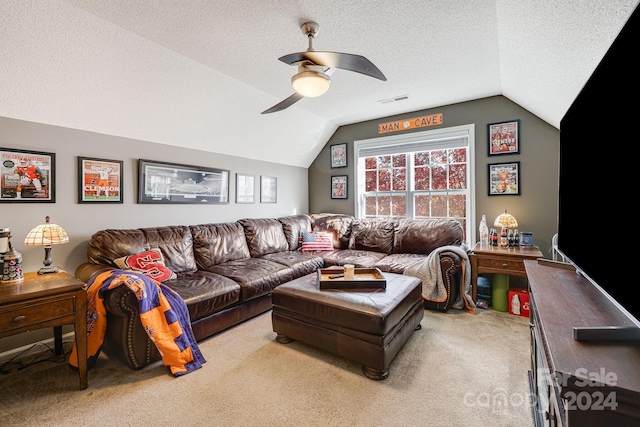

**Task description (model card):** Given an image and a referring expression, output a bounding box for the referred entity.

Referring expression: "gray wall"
[0,116,308,354]
[1,95,559,355]
[309,96,559,259]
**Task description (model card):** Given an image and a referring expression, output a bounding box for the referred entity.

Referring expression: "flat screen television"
[557,4,640,341]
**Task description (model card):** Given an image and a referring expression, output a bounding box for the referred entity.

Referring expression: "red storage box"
[508,288,530,317]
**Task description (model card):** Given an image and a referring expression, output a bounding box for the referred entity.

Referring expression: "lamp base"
[38,265,61,275]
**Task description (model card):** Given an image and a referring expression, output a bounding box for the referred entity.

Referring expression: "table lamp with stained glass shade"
[24,216,69,274]
[494,210,518,230]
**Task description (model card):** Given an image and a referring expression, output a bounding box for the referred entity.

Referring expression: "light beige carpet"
[0,308,533,427]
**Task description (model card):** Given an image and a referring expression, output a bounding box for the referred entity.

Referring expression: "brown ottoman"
[271,272,423,380]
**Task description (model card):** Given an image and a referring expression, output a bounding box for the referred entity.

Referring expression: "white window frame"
[353,124,476,245]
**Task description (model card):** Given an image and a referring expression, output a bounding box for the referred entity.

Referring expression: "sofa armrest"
[75,262,116,284]
[422,250,463,312]
[74,262,159,369]
[101,285,159,369]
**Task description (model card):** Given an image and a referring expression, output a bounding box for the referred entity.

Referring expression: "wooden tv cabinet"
[525,259,640,426]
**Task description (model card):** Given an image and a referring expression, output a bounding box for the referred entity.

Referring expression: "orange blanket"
[69,269,205,376]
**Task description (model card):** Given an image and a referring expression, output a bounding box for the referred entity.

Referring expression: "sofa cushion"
[207,258,292,301]
[310,213,354,249]
[87,228,150,266]
[373,253,428,274]
[238,218,288,257]
[278,214,312,251]
[164,271,241,322]
[320,249,387,268]
[393,218,464,254]
[140,226,197,274]
[190,223,251,268]
[113,248,177,282]
[260,251,324,278]
[348,219,397,254]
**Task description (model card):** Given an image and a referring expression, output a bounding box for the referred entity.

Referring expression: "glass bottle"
[500,227,508,247]
[479,215,489,245]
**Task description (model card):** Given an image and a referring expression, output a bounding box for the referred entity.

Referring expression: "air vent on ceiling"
[378,94,410,104]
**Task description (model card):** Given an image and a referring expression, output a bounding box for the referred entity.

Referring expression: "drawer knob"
[502,263,509,267]
[12,315,26,322]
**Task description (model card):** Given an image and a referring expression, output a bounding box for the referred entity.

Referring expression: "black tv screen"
[558,5,639,329]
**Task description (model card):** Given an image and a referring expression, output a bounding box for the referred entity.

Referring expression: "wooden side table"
[0,270,87,389]
[470,243,543,302]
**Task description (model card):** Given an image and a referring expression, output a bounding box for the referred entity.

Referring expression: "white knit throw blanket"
[404,244,475,311]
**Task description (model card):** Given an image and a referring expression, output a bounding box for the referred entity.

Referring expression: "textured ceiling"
[1,1,637,167]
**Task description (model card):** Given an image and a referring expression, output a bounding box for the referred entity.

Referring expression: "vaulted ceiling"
[1,1,637,167]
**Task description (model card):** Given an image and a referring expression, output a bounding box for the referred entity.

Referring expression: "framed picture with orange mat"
[78,157,123,203]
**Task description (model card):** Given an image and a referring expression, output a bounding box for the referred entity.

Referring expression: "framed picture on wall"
[78,157,123,203]
[260,175,277,203]
[236,173,255,204]
[488,119,520,156]
[138,159,229,204]
[330,143,348,168]
[331,175,348,199]
[0,147,55,202]
[488,161,520,196]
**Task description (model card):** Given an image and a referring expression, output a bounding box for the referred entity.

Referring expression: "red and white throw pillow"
[300,231,334,252]
[114,248,177,282]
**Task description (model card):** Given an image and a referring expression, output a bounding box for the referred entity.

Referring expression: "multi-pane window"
[355,125,474,243]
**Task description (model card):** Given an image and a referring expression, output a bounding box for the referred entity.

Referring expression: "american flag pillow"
[300,231,334,252]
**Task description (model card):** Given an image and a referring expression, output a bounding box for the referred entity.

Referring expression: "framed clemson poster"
[78,157,123,203]
[488,161,520,196]
[331,175,348,199]
[488,120,520,156]
[330,143,347,168]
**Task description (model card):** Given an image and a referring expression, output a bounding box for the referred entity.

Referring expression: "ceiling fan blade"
[279,51,386,81]
[261,92,304,114]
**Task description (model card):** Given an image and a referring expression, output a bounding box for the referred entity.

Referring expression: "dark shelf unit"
[526,260,640,426]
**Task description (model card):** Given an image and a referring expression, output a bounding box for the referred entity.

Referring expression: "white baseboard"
[0,332,75,365]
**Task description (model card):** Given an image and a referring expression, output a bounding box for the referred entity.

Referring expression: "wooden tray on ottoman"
[317,267,386,290]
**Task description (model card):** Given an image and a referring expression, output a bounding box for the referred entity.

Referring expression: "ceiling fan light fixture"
[291,70,330,97]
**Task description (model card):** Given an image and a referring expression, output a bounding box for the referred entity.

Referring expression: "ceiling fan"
[261,21,387,114]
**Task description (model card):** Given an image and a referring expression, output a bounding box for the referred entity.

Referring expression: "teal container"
[492,274,509,312]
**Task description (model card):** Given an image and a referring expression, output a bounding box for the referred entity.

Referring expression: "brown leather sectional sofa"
[75,213,466,370]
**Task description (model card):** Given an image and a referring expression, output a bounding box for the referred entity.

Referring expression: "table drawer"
[477,257,525,272]
[0,296,75,333]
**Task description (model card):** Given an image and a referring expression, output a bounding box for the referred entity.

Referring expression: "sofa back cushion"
[393,218,464,254]
[310,213,354,249]
[87,228,150,266]
[86,226,196,274]
[141,226,197,274]
[237,218,289,257]
[190,223,251,268]
[348,219,397,254]
[278,214,312,251]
